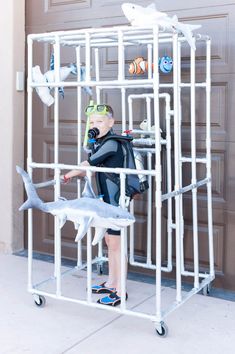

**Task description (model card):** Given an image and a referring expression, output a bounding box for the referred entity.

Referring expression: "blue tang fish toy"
[159,56,173,73]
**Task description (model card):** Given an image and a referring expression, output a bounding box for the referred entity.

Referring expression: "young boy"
[63,103,127,306]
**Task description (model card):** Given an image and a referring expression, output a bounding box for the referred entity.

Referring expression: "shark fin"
[58,214,67,228]
[146,3,157,11]
[19,199,33,211]
[82,177,96,198]
[92,228,107,246]
[74,216,93,242]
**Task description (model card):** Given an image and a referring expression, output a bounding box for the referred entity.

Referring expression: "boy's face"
[89,113,114,138]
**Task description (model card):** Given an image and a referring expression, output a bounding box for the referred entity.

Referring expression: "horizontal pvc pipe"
[31,289,158,321]
[30,81,207,89]
[28,25,176,40]
[29,162,158,176]
[161,275,214,319]
[129,260,172,272]
[161,178,211,201]
[181,157,207,164]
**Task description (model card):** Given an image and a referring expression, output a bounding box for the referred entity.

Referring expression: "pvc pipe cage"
[26,25,214,336]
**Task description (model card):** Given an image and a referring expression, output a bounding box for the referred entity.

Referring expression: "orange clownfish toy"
[129,57,150,75]
[129,56,173,75]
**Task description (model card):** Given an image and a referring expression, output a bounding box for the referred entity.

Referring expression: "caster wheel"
[33,294,46,307]
[97,263,103,275]
[155,322,168,337]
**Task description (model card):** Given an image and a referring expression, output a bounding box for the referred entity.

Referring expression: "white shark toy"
[16,166,135,245]
[45,54,93,97]
[122,3,201,50]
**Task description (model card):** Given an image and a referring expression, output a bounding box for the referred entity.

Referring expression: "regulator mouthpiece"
[88,127,100,140]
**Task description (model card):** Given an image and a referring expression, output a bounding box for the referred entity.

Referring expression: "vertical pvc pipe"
[146,96,152,131]
[146,96,152,265]
[147,151,152,265]
[121,88,126,132]
[84,33,94,293]
[95,48,101,104]
[147,44,153,79]
[27,36,33,290]
[118,30,125,81]
[85,33,91,82]
[153,26,162,321]
[54,37,61,296]
[190,41,199,289]
[129,200,135,263]
[120,172,127,311]
[94,47,103,258]
[165,95,173,271]
[177,41,185,274]
[86,170,92,303]
[128,96,133,131]
[206,39,214,277]
[173,32,182,303]
[76,46,83,268]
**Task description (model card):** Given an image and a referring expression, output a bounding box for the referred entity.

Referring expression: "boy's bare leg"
[105,234,127,296]
[104,234,118,289]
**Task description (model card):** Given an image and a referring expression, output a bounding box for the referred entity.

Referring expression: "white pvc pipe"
[29,161,157,176]
[94,47,103,260]
[86,170,92,303]
[173,31,182,303]
[128,96,133,131]
[120,173,127,311]
[27,36,33,290]
[121,88,126,132]
[190,41,199,289]
[53,37,62,296]
[206,39,215,278]
[177,41,185,275]
[147,44,153,79]
[145,96,152,265]
[118,30,125,81]
[95,48,101,103]
[30,80,207,89]
[153,26,162,322]
[76,46,83,267]
[129,200,135,264]
[165,94,173,272]
[85,33,91,82]
[147,152,152,265]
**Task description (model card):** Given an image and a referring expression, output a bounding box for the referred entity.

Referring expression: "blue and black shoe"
[92,282,115,294]
[97,292,128,306]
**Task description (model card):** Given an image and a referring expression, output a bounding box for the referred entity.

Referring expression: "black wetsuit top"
[87,130,124,235]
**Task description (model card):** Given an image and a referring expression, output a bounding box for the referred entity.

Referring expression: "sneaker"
[97,292,128,307]
[92,282,115,294]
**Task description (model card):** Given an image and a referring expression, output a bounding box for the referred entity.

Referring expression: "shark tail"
[19,199,34,211]
[16,166,44,211]
[176,23,196,50]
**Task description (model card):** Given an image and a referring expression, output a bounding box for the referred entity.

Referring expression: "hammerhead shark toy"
[16,166,135,245]
[122,3,201,50]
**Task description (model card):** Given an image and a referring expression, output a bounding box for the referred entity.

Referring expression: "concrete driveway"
[0,254,234,354]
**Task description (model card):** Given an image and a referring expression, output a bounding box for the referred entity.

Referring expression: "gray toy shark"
[16,166,135,245]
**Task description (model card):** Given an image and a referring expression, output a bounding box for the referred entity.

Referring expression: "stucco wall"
[0,0,25,252]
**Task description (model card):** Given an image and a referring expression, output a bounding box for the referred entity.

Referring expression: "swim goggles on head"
[85,104,113,117]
